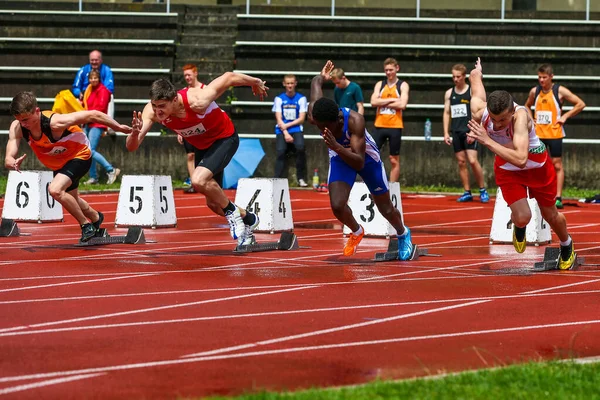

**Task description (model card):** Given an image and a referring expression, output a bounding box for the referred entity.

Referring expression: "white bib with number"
[536,111,553,125]
[174,122,206,137]
[379,107,396,115]
[283,108,296,121]
[451,103,468,119]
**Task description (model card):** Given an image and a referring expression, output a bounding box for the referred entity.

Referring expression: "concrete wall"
[2,135,598,190]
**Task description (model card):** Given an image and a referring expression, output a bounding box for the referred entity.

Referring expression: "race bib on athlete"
[451,103,468,119]
[283,108,296,121]
[379,107,396,115]
[174,122,207,137]
[536,111,552,125]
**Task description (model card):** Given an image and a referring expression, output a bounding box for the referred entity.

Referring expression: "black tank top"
[450,85,471,133]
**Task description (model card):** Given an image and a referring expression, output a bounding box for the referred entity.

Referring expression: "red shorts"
[494,158,557,207]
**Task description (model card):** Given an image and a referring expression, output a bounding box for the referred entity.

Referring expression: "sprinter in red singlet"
[467,58,576,270]
[126,72,268,246]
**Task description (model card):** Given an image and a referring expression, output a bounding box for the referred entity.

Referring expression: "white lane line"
[523,278,600,294]
[0,273,159,294]
[0,258,506,334]
[2,288,599,339]
[0,272,521,305]
[0,373,105,395]
[183,300,490,357]
[0,286,320,334]
[2,318,599,384]
[181,266,600,358]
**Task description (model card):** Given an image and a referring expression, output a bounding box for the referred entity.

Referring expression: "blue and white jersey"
[329,108,381,161]
[328,108,389,195]
[272,92,308,135]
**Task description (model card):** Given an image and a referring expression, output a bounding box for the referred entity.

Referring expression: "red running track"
[1,189,599,399]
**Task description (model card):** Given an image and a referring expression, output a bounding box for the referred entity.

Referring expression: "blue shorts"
[329,154,389,195]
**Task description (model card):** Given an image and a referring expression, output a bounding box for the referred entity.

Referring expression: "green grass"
[197,360,600,400]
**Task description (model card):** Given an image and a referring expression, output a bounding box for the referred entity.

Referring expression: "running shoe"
[240,212,260,246]
[106,168,121,185]
[457,191,473,202]
[80,223,97,242]
[559,240,576,270]
[480,189,490,203]
[398,227,414,261]
[93,211,104,231]
[555,198,564,209]
[512,225,527,253]
[225,206,246,243]
[183,177,192,187]
[343,227,364,256]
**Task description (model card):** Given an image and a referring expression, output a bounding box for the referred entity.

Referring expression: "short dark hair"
[10,91,37,116]
[487,90,514,115]
[149,79,177,101]
[538,64,553,75]
[312,98,339,122]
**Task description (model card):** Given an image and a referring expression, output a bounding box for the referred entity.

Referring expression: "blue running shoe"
[183,177,191,187]
[457,191,473,203]
[480,189,490,203]
[398,227,414,261]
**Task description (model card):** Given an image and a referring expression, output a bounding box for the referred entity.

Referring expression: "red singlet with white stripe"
[162,87,235,150]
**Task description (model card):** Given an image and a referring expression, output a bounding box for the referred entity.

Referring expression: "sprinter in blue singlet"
[308,60,414,260]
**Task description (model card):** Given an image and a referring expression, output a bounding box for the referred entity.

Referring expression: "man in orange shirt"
[370,57,409,183]
[524,64,586,209]
[179,64,205,193]
[5,91,132,242]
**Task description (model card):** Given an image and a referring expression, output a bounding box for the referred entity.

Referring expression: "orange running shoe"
[343,227,364,256]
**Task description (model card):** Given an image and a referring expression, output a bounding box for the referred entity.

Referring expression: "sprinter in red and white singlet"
[126,71,269,247]
[467,58,576,270]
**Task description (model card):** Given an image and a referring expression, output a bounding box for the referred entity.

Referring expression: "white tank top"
[481,104,545,171]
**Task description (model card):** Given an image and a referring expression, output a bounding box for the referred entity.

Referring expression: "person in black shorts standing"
[443,64,489,203]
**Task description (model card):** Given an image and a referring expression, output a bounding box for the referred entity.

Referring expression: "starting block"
[533,247,585,272]
[0,218,20,237]
[76,226,147,247]
[374,238,430,262]
[234,231,299,253]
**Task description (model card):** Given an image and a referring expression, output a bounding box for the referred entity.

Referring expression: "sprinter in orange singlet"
[370,57,409,183]
[524,64,586,209]
[5,91,133,242]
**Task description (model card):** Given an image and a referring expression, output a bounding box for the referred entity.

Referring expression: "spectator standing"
[370,58,409,183]
[524,64,586,209]
[83,70,120,185]
[179,64,205,193]
[331,67,364,115]
[443,64,489,203]
[272,74,308,187]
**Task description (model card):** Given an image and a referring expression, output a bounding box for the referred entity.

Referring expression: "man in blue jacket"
[72,50,115,119]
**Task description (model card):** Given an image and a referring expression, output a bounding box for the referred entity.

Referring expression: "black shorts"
[183,138,196,154]
[452,130,479,153]
[53,157,92,192]
[194,132,239,188]
[372,128,402,156]
[540,138,563,158]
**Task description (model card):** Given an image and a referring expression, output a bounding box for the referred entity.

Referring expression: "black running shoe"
[80,223,97,242]
[93,212,104,231]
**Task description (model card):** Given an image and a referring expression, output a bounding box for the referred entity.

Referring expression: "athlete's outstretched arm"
[188,72,268,112]
[469,58,487,122]
[52,110,132,137]
[308,60,334,121]
[126,103,155,152]
[4,120,27,172]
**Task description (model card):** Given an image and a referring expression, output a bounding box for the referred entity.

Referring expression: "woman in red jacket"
[83,70,120,184]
